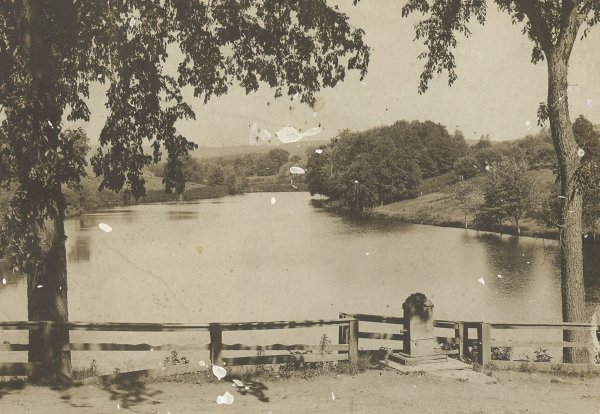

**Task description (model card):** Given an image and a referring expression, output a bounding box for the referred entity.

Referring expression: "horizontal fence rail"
[2,316,600,379]
[0,318,359,379]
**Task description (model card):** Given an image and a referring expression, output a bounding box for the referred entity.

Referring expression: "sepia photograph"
[0,0,600,412]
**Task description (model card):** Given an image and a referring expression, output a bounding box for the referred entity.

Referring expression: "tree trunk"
[547,53,590,363]
[28,217,72,384]
[465,214,468,230]
[15,0,74,383]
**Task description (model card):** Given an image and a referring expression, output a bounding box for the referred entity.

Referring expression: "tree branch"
[557,0,585,59]
[516,0,553,54]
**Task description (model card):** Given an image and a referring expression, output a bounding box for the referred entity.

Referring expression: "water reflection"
[339,215,414,234]
[166,211,199,221]
[67,235,91,263]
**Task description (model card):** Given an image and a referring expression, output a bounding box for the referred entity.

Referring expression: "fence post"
[479,323,491,366]
[348,319,359,366]
[29,322,55,384]
[209,324,223,367]
[460,322,469,360]
[338,313,349,355]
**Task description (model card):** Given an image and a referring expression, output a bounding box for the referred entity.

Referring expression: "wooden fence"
[0,318,358,378]
[1,316,600,379]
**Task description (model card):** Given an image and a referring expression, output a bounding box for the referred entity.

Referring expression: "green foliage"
[453,155,479,179]
[491,347,513,361]
[306,120,467,213]
[72,359,98,380]
[0,0,370,279]
[207,165,225,186]
[163,351,189,366]
[533,347,552,363]
[477,159,536,234]
[306,145,331,196]
[453,180,476,227]
[401,1,600,94]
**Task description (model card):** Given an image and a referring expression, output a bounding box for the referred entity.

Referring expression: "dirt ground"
[1,368,599,413]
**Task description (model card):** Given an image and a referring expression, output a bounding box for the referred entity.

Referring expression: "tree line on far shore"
[305,120,468,213]
[305,116,600,239]
[454,116,600,238]
[148,148,305,195]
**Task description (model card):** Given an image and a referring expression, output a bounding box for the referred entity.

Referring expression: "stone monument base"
[388,351,448,366]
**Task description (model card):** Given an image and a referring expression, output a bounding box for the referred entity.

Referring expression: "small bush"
[163,351,189,367]
[491,346,513,361]
[533,347,552,363]
[72,359,98,380]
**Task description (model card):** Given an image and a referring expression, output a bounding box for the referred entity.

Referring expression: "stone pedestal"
[389,293,447,366]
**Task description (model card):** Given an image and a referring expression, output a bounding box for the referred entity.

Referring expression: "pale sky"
[74,1,600,147]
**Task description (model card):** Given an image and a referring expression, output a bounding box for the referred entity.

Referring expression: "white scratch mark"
[478,278,485,286]
[98,223,113,233]
[232,379,243,387]
[249,123,260,145]
[1,278,6,285]
[276,126,303,143]
[365,252,369,256]
[577,148,585,158]
[497,274,502,278]
[302,127,323,138]
[331,392,336,401]
[212,364,227,380]
[36,284,43,289]
[97,73,102,80]
[558,195,566,199]
[354,180,359,184]
[216,391,234,405]
[271,196,277,205]
[485,165,490,171]
[117,403,120,409]
[315,149,324,154]
[525,120,532,129]
[289,166,305,175]
[199,360,206,367]
[259,129,271,142]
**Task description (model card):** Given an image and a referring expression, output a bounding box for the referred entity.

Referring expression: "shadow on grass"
[0,379,26,400]
[236,380,270,402]
[0,374,163,410]
[99,378,163,409]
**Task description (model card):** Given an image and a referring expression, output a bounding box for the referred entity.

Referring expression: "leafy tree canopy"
[0,0,370,274]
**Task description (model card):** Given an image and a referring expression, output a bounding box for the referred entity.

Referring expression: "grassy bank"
[315,169,563,240]
[372,169,560,239]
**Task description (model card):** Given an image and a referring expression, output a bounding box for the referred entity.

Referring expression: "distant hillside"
[88,139,329,161]
[189,139,329,159]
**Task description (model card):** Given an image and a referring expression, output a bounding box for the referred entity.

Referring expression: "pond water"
[1,192,599,370]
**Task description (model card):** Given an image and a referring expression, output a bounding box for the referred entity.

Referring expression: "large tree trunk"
[28,217,71,384]
[15,0,74,383]
[547,53,590,363]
